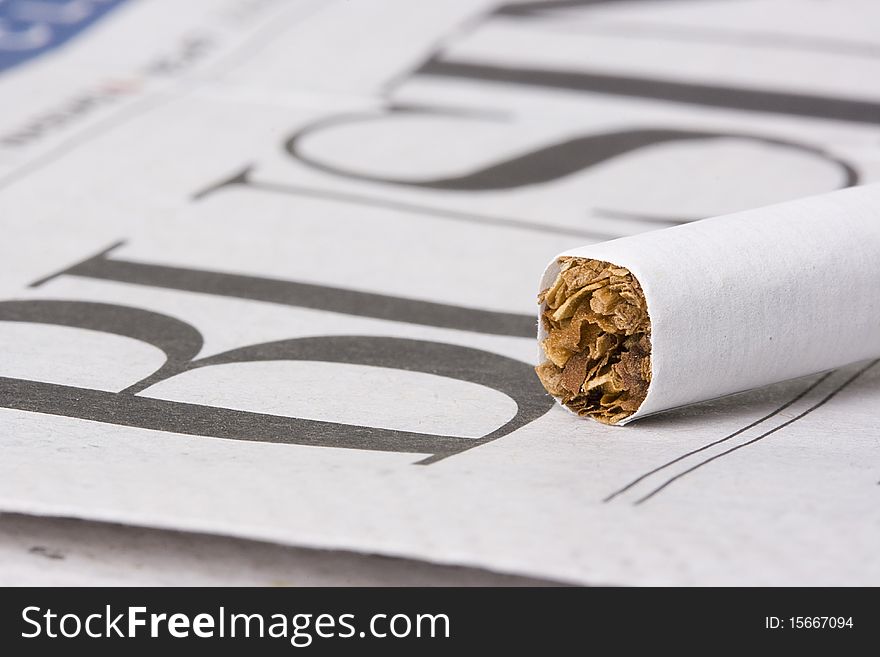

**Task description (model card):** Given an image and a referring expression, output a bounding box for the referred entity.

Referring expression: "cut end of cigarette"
[536,257,652,424]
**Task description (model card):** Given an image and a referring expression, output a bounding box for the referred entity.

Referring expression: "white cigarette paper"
[536,184,880,425]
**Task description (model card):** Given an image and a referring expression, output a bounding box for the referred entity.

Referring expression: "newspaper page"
[1,0,879,585]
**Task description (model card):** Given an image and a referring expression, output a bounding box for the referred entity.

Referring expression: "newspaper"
[1,0,879,585]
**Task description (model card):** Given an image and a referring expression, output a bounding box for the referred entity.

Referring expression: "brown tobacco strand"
[536,257,652,424]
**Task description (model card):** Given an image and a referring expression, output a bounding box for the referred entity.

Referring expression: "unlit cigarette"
[536,184,880,425]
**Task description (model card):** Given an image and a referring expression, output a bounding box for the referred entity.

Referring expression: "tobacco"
[536,257,652,424]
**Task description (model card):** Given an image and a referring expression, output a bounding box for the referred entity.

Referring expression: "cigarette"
[536,184,880,425]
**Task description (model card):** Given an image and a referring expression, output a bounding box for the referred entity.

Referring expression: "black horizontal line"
[198,174,616,242]
[420,59,880,126]
[64,255,538,339]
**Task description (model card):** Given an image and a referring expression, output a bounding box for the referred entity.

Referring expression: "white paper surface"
[1,0,880,585]
[0,513,551,586]
[540,184,880,423]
